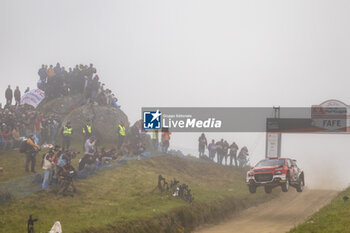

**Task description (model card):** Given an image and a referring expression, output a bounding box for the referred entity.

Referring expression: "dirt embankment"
[195,189,338,233]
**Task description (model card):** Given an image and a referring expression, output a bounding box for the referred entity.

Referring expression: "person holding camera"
[25,135,40,173]
[77,136,97,177]
[57,161,77,196]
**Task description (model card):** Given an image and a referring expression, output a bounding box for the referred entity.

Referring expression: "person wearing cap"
[61,121,73,151]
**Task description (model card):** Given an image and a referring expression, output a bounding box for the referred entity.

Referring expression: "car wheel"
[248,185,256,194]
[296,178,304,192]
[281,179,289,192]
[264,186,272,194]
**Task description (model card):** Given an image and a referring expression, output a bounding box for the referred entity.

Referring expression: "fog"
[1,0,350,190]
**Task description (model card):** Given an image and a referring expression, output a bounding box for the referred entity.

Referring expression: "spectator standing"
[152,129,159,151]
[229,142,239,166]
[11,126,20,148]
[5,85,13,106]
[223,140,229,165]
[61,121,73,151]
[14,86,21,106]
[238,146,249,167]
[208,139,217,161]
[161,128,171,153]
[53,63,62,76]
[25,135,40,173]
[198,133,207,158]
[216,139,224,164]
[82,119,92,147]
[47,65,55,80]
[117,120,126,149]
[42,150,55,190]
[38,64,47,82]
[1,127,11,150]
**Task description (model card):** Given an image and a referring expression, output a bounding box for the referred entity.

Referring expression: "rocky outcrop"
[38,94,130,144]
[38,94,86,118]
[61,104,129,143]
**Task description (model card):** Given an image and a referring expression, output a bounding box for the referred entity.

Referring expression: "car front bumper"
[246,174,286,186]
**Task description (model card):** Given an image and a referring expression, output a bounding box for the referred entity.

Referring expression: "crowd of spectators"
[37,63,120,108]
[199,133,249,167]
[0,103,60,152]
[0,62,123,152]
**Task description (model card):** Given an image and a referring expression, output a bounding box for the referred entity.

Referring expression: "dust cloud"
[282,134,350,190]
[173,132,350,191]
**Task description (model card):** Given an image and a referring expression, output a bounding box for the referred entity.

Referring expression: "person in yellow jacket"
[46,65,55,78]
[25,135,41,173]
[82,120,92,147]
[117,120,126,149]
[61,121,73,151]
[152,129,159,151]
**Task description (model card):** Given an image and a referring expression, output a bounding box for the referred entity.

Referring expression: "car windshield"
[256,159,285,167]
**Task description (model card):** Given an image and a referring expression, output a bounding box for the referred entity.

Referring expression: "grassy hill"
[0,155,279,233]
[289,187,350,233]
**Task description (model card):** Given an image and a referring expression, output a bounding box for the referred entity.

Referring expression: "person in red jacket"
[161,128,171,153]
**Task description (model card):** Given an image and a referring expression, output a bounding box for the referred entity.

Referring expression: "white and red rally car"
[246,157,304,194]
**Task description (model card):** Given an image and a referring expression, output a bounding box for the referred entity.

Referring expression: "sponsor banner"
[312,100,350,132]
[142,107,347,133]
[20,89,45,108]
[266,132,281,157]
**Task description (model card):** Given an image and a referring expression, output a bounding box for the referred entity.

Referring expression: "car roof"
[266,157,291,160]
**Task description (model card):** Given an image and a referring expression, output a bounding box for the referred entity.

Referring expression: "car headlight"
[248,171,254,177]
[274,170,282,175]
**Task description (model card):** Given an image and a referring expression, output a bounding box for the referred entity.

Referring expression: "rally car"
[246,157,304,194]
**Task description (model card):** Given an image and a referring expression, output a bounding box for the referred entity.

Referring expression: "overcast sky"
[1,0,350,188]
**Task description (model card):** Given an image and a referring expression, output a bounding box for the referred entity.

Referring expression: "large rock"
[60,104,129,144]
[38,94,86,118]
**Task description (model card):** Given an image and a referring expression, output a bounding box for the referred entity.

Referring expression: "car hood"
[252,166,281,172]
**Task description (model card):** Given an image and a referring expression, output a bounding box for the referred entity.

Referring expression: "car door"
[291,160,300,180]
[287,159,295,181]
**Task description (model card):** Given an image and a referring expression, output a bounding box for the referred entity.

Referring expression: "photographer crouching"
[56,150,79,196]
[57,160,77,196]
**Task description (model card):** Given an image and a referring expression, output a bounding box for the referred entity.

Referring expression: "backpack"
[57,154,67,168]
[19,140,28,153]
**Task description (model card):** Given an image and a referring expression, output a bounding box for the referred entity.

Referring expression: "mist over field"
[1,0,350,189]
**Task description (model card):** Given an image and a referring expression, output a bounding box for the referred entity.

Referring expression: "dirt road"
[195,189,338,233]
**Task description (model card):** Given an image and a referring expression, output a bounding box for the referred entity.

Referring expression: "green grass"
[0,143,86,182]
[0,155,279,233]
[290,187,350,233]
[0,149,45,182]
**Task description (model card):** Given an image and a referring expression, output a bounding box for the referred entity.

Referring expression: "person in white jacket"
[42,150,55,190]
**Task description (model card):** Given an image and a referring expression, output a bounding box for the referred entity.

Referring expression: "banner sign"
[266,132,281,157]
[142,107,347,133]
[312,100,350,133]
[20,89,45,108]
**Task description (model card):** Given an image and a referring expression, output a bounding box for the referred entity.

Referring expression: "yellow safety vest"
[152,130,158,139]
[118,124,126,136]
[63,126,72,136]
[83,125,92,134]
